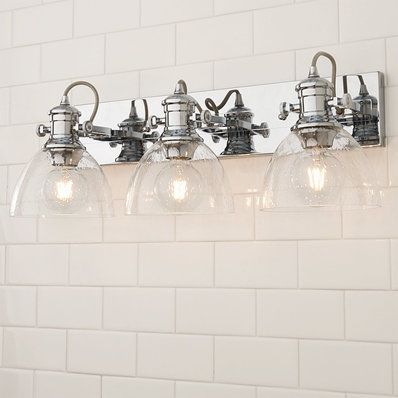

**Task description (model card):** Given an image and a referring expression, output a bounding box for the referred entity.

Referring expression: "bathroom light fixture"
[262,51,381,210]
[201,90,269,155]
[126,80,234,214]
[10,81,114,217]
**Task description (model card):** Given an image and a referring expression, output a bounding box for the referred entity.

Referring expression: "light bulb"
[291,148,343,207]
[42,167,88,214]
[154,159,203,212]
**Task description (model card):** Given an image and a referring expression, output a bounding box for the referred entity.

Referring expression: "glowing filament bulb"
[55,178,74,202]
[171,179,188,202]
[307,161,327,192]
[43,168,88,213]
[155,160,204,212]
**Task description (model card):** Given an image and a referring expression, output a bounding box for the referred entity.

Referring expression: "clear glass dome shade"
[11,148,113,217]
[262,126,381,210]
[126,139,234,214]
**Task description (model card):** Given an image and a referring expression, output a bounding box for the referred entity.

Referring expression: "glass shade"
[126,139,234,215]
[261,126,381,210]
[10,149,113,217]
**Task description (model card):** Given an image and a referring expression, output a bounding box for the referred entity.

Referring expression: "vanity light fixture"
[125,80,234,214]
[10,81,114,217]
[261,51,382,210]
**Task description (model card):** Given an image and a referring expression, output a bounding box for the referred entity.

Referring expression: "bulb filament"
[307,162,326,192]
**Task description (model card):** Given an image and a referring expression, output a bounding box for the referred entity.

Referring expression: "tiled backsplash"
[0,0,398,397]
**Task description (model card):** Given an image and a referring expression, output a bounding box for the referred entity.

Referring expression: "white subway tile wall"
[0,0,397,396]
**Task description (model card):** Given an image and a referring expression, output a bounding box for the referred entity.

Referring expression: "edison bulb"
[291,148,343,207]
[154,159,203,212]
[42,168,88,214]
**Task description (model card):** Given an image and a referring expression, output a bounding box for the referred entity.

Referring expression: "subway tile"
[254,0,338,55]
[74,0,139,37]
[102,377,175,398]
[0,205,37,244]
[141,0,213,26]
[139,242,213,287]
[38,287,102,329]
[38,216,102,243]
[342,188,398,238]
[0,369,34,398]
[0,286,36,326]
[295,40,386,81]
[346,291,398,342]
[103,200,175,242]
[391,239,398,289]
[36,371,101,398]
[70,243,137,286]
[0,45,40,87]
[340,0,398,42]
[215,336,298,386]
[137,333,213,381]
[0,0,40,11]
[68,330,136,376]
[257,387,344,398]
[386,37,398,86]
[13,1,72,46]
[104,287,175,332]
[0,125,39,165]
[257,290,344,339]
[0,246,4,284]
[0,167,7,205]
[42,36,104,81]
[0,12,11,49]
[215,0,292,14]
[0,87,10,125]
[347,395,393,398]
[176,195,254,241]
[255,206,342,240]
[71,72,139,105]
[176,288,255,335]
[177,13,252,64]
[215,241,297,288]
[222,156,267,195]
[140,63,213,98]
[176,381,256,398]
[102,164,133,201]
[6,244,68,285]
[106,25,175,73]
[394,345,398,394]
[214,52,295,89]
[385,87,398,137]
[0,327,2,364]
[388,137,398,185]
[298,240,390,289]
[300,340,392,394]
[8,165,27,206]
[10,80,70,125]
[3,328,66,371]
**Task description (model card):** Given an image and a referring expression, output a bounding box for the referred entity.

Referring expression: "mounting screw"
[36,124,49,137]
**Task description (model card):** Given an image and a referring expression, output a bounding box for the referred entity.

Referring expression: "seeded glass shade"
[261,126,381,210]
[126,139,234,215]
[11,148,113,217]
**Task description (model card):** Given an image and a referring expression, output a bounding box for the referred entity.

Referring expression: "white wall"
[0,0,397,397]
